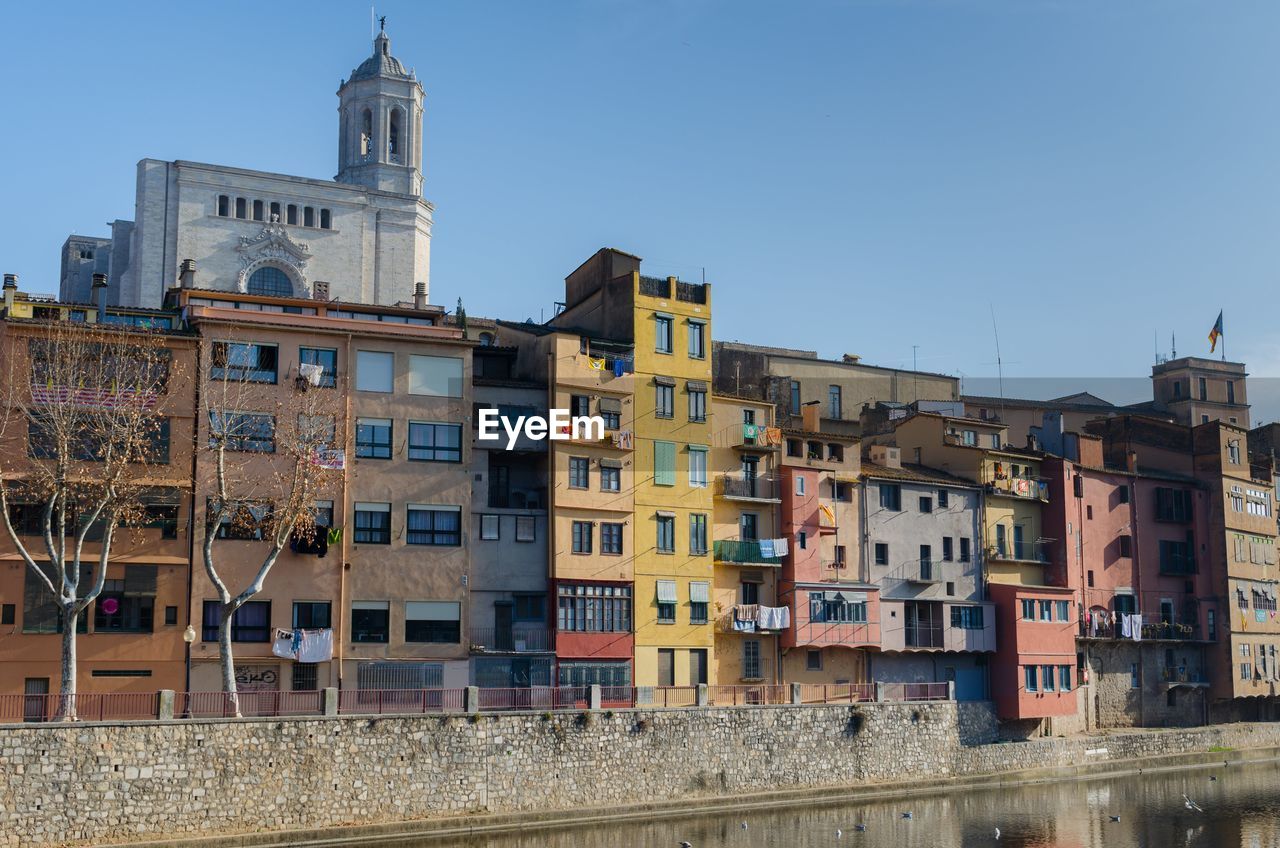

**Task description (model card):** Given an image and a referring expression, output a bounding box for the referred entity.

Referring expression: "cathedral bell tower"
[336,24,425,196]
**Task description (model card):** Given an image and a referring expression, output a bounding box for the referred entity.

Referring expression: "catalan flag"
[1209,310,1223,353]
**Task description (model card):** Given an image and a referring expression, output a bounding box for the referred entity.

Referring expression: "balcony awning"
[686,380,708,392]
[654,376,676,387]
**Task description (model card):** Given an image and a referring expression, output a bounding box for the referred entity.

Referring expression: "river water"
[411,758,1280,848]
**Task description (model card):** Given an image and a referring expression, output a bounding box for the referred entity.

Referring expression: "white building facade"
[61,29,432,308]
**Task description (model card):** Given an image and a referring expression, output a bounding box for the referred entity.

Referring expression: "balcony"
[985,477,1049,501]
[468,626,553,654]
[717,605,789,634]
[714,539,783,566]
[717,472,779,502]
[792,619,881,647]
[986,543,1050,564]
[1161,667,1209,687]
[1079,613,1202,642]
[903,559,944,585]
[734,424,782,451]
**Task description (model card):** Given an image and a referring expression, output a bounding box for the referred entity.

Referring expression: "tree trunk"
[57,602,77,721]
[218,606,241,718]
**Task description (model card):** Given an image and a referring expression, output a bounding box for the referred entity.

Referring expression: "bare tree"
[0,319,175,719]
[199,338,342,716]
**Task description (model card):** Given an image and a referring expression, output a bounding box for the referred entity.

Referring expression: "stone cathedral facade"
[60,29,432,308]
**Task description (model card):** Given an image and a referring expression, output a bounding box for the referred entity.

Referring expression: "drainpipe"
[336,331,354,691]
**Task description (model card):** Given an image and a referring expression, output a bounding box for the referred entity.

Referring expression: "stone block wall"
[3,702,1280,847]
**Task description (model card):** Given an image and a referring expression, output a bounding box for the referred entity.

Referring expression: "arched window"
[252,200,264,222]
[304,207,315,228]
[235,198,246,219]
[247,266,293,298]
[389,108,402,158]
[478,332,495,347]
[361,109,373,156]
[269,201,281,222]
[320,209,331,229]
[286,204,298,225]
[217,195,229,217]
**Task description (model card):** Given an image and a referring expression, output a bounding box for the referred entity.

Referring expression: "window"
[513,595,545,622]
[211,341,278,383]
[164,605,177,626]
[834,545,846,568]
[292,602,331,629]
[1199,377,1208,400]
[356,350,394,392]
[743,640,762,679]
[601,464,621,492]
[235,197,246,218]
[798,531,807,550]
[408,355,463,398]
[319,209,331,229]
[569,457,589,489]
[654,440,676,486]
[602,409,621,430]
[299,347,337,387]
[827,443,844,462]
[1155,488,1193,523]
[1228,380,1236,404]
[807,650,822,671]
[919,496,932,513]
[353,502,391,544]
[874,543,889,566]
[828,385,842,420]
[211,499,273,540]
[1021,599,1035,620]
[1024,666,1038,693]
[740,513,758,541]
[688,320,706,359]
[568,394,590,418]
[951,606,984,629]
[217,195,230,216]
[1118,535,1132,558]
[919,545,932,580]
[572,521,592,554]
[656,514,676,553]
[809,592,867,623]
[656,580,677,623]
[406,505,462,546]
[942,537,954,561]
[1056,600,1070,621]
[355,418,392,459]
[1059,666,1072,691]
[94,566,156,633]
[689,447,708,487]
[304,206,315,227]
[690,513,708,555]
[1131,664,1140,688]
[879,484,902,511]
[252,199,264,222]
[655,382,674,418]
[516,516,536,542]
[796,476,807,496]
[247,264,294,297]
[558,584,631,633]
[405,601,460,643]
[479,514,500,541]
[202,601,270,642]
[655,315,673,353]
[937,490,950,508]
[1041,664,1056,692]
[790,381,801,415]
[959,538,971,562]
[601,522,623,555]
[269,201,281,221]
[688,387,707,422]
[962,430,977,446]
[1039,600,1053,621]
[689,582,709,624]
[208,411,275,453]
[408,422,462,462]
[1228,440,1241,465]
[351,601,390,643]
[1159,539,1196,575]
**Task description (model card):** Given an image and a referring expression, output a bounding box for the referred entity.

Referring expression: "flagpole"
[1221,309,1226,361]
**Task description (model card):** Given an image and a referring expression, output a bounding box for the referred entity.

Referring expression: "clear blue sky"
[3,1,1278,398]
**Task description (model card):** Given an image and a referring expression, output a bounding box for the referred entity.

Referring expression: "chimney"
[842,353,861,364]
[2,274,16,313]
[1027,433,1039,452]
[413,281,427,310]
[91,273,108,322]
[801,400,821,432]
[178,259,197,289]
[869,445,901,469]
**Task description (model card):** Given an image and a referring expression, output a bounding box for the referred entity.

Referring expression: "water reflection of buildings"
[434,762,1280,848]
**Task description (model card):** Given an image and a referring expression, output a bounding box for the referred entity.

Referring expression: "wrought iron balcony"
[714,539,783,566]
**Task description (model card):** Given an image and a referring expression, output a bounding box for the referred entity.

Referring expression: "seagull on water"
[902,812,913,819]
[835,828,842,838]
[1183,794,1204,812]
[741,823,748,830]
[853,823,867,832]
[995,826,1001,839]
[1109,815,1121,822]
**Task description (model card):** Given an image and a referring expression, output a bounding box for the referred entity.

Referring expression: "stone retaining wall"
[4,702,1280,847]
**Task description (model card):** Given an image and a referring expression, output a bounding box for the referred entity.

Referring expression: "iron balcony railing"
[468,626,553,653]
[986,543,1050,564]
[717,472,779,501]
[714,539,784,566]
[1161,667,1209,684]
